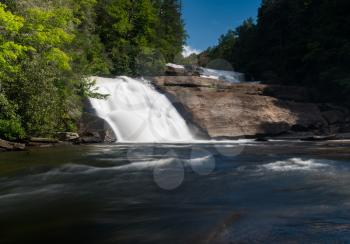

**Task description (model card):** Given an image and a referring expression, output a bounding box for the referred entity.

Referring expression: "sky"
[182,0,262,55]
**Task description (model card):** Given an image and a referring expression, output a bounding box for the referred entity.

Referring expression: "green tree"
[0,0,187,140]
[97,0,159,75]
[0,3,28,139]
[154,0,186,62]
[205,0,350,104]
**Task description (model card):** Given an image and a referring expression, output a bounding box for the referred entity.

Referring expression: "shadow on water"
[0,142,350,243]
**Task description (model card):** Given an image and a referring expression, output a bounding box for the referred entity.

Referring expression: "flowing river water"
[1,140,350,243]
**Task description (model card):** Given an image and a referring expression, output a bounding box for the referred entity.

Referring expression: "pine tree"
[155,0,186,62]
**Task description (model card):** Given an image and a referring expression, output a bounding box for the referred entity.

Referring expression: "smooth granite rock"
[152,76,335,139]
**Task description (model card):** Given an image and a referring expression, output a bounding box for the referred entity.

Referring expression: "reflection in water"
[0,141,350,243]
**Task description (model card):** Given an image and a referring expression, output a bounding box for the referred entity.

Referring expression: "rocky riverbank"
[151,75,350,140]
[2,69,350,151]
[0,129,115,152]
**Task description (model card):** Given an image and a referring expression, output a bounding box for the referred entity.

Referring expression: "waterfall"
[89,76,194,143]
[199,67,245,83]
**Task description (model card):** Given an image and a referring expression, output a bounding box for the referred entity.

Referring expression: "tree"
[204,0,350,104]
[0,3,28,139]
[97,0,159,75]
[154,0,186,62]
[0,0,187,140]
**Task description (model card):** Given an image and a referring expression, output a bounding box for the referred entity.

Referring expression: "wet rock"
[79,113,116,143]
[80,132,103,144]
[29,137,59,143]
[0,139,25,151]
[57,132,80,141]
[12,143,26,150]
[0,139,15,150]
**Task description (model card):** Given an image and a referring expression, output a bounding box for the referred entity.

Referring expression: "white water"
[89,76,194,143]
[261,158,333,172]
[200,67,245,83]
[166,63,245,83]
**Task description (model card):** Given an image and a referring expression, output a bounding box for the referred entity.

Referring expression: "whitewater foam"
[38,154,214,177]
[165,63,245,83]
[261,158,332,172]
[200,67,245,83]
[89,76,194,143]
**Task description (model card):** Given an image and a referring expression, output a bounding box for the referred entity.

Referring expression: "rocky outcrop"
[0,139,25,151]
[165,64,201,76]
[152,76,350,139]
[57,132,80,142]
[78,112,117,143]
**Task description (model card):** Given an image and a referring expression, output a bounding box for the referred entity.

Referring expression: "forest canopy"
[0,0,186,140]
[201,0,350,105]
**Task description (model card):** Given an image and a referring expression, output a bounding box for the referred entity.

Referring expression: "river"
[0,140,350,243]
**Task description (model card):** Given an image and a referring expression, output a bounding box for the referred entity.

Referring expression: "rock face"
[79,111,117,143]
[0,139,25,151]
[57,132,80,142]
[152,76,350,139]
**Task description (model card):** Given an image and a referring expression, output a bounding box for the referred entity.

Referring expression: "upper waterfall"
[166,63,245,83]
[89,76,194,143]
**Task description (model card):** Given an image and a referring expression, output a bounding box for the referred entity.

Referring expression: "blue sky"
[182,0,261,52]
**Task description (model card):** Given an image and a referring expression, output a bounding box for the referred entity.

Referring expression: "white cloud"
[182,45,201,57]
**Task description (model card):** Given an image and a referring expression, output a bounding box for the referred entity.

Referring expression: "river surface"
[0,141,350,243]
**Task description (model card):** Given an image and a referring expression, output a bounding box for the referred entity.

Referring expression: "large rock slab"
[152,76,330,139]
[153,76,311,102]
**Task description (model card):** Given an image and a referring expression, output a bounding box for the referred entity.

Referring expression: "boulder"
[79,113,116,143]
[80,133,103,144]
[57,132,80,141]
[0,139,14,150]
[12,143,26,150]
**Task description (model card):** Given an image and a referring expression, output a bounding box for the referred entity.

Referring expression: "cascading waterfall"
[89,76,194,143]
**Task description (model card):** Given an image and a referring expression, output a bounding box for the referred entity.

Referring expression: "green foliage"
[0,4,29,78]
[154,0,186,61]
[0,93,25,140]
[204,0,350,104]
[0,2,85,139]
[0,3,24,32]
[97,0,158,74]
[0,119,25,141]
[135,47,166,76]
[97,0,186,75]
[0,0,186,140]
